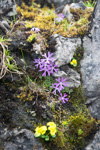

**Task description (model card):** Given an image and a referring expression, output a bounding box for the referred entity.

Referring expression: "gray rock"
[63,5,73,21]
[80,0,100,120]
[0,128,45,150]
[35,0,82,8]
[0,0,17,17]
[51,34,81,67]
[70,1,86,10]
[84,130,100,150]
[1,20,11,29]
[50,34,81,88]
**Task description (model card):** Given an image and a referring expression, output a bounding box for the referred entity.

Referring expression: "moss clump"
[44,130,69,150]
[70,7,93,21]
[69,85,88,115]
[64,113,96,149]
[16,2,94,37]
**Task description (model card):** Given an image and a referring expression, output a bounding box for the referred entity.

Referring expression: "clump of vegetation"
[16,1,94,37]
[63,113,96,149]
[83,0,96,8]
[0,36,22,79]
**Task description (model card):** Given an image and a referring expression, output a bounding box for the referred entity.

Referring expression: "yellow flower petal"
[40,126,47,135]
[35,127,42,136]
[47,122,56,128]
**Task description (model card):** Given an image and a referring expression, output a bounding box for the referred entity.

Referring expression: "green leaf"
[45,136,49,141]
[41,135,46,138]
[51,134,56,138]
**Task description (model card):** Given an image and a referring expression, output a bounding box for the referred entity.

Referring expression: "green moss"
[44,130,69,150]
[70,85,86,106]
[16,2,94,38]
[64,113,96,149]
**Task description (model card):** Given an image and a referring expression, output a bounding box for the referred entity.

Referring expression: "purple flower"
[51,77,68,94]
[55,13,64,22]
[33,52,59,77]
[41,52,54,64]
[31,27,40,32]
[55,77,68,91]
[51,83,61,95]
[59,93,69,103]
[39,63,51,76]
[33,58,42,68]
[50,63,59,74]
[57,13,64,18]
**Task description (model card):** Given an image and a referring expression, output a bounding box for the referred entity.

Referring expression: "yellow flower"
[47,122,57,136]
[62,121,68,126]
[35,127,42,137]
[70,59,77,66]
[35,126,47,137]
[40,126,47,135]
[49,126,57,136]
[47,122,56,128]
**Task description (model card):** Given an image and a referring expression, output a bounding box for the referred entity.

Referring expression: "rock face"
[0,0,17,17]
[50,34,81,88]
[84,130,100,150]
[0,128,45,150]
[0,0,17,33]
[51,34,81,67]
[34,0,82,7]
[81,0,100,120]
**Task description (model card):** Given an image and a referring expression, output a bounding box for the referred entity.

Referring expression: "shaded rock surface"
[81,1,100,149]
[0,0,17,34]
[0,0,17,17]
[84,130,100,150]
[34,0,82,7]
[0,128,45,150]
[81,0,100,120]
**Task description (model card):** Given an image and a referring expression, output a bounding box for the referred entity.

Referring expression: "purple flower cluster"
[31,27,40,32]
[51,77,69,103]
[34,52,59,77]
[34,52,69,103]
[55,13,64,22]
